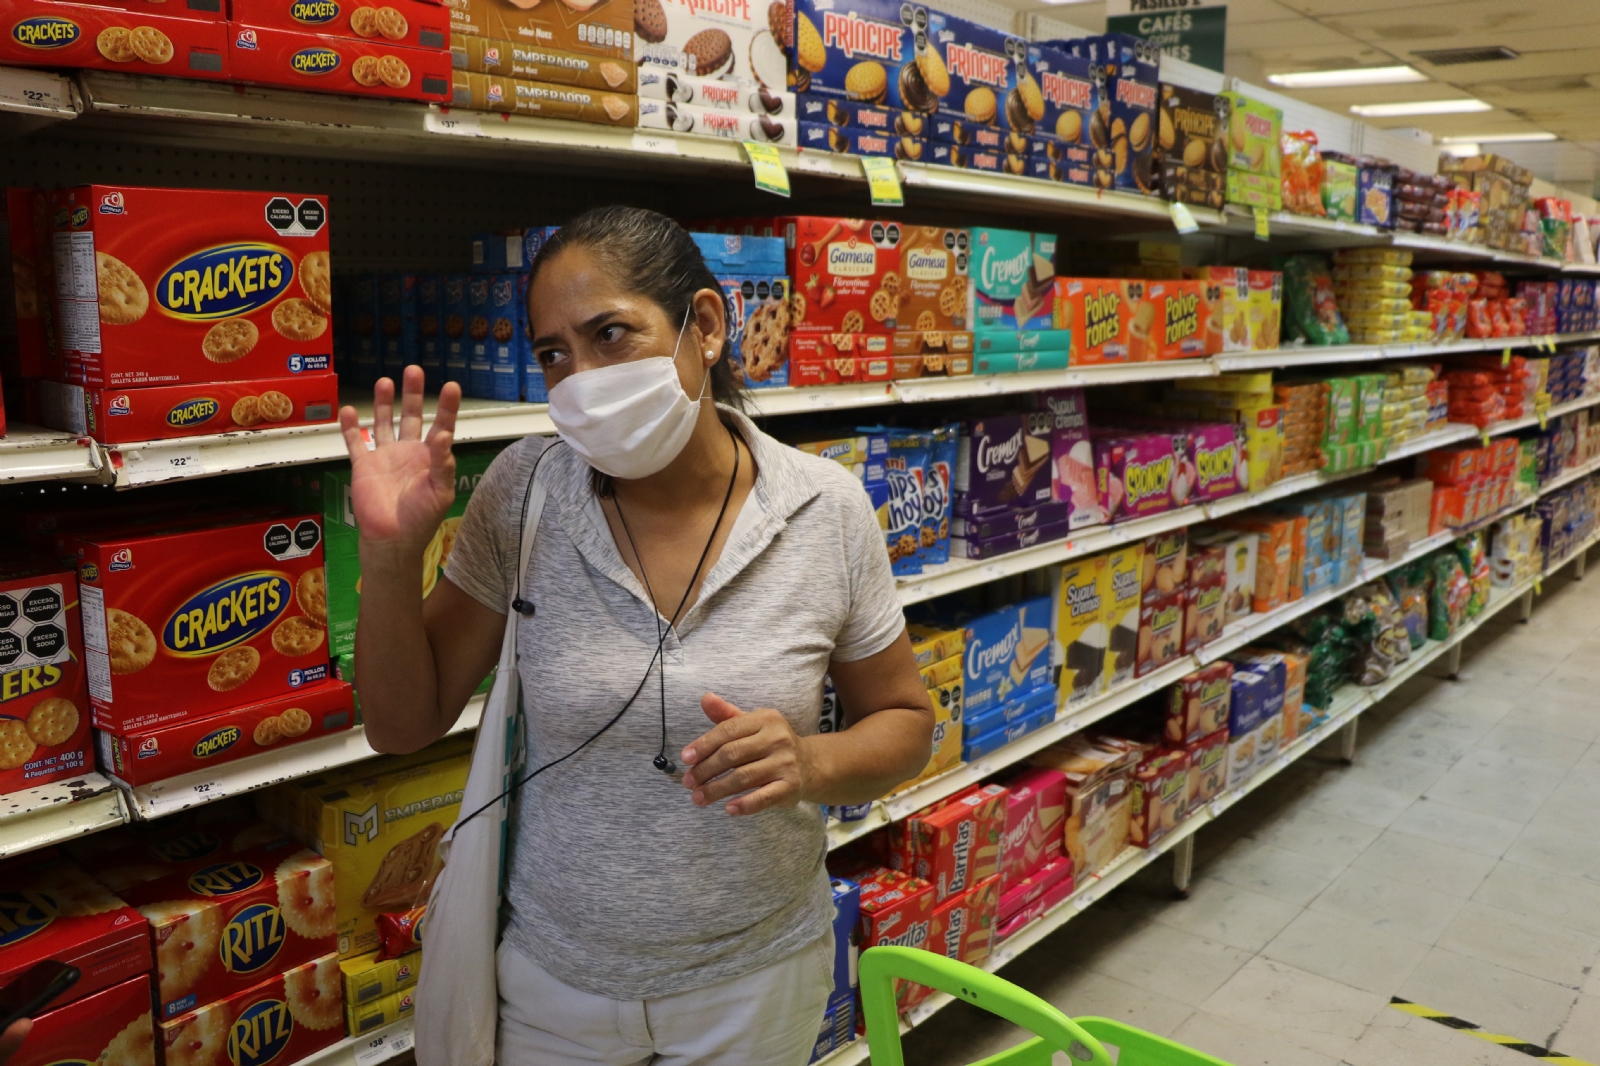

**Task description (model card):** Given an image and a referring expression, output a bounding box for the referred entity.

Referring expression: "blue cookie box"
[441,273,472,391]
[379,273,419,382]
[962,689,1057,762]
[415,274,444,393]
[954,594,1054,716]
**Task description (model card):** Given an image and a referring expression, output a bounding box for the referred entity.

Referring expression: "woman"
[339,206,934,1066]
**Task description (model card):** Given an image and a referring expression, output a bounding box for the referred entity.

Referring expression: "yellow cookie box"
[893,676,963,794]
[304,753,470,959]
[341,950,421,1007]
[347,987,417,1035]
[918,653,963,689]
[907,624,965,668]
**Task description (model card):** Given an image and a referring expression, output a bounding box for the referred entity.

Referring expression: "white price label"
[143,778,225,815]
[1073,890,1098,911]
[795,152,838,174]
[0,66,72,111]
[354,1021,414,1066]
[631,133,682,156]
[425,110,484,137]
[119,447,205,485]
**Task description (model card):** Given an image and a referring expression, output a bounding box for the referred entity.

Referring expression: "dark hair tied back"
[528,206,747,412]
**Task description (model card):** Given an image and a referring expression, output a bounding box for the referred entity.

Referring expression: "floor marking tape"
[1390,998,1595,1064]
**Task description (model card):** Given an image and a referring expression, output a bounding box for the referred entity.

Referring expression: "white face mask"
[545,308,709,480]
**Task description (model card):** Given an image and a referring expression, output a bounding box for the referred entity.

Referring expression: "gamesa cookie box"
[0,556,92,796]
[228,26,453,102]
[72,514,329,735]
[445,0,633,61]
[37,375,338,444]
[229,0,449,52]
[46,186,335,388]
[0,4,231,80]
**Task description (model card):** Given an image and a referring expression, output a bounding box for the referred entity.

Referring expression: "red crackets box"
[74,514,330,735]
[998,767,1065,892]
[230,0,449,50]
[0,852,152,1014]
[50,374,340,444]
[11,973,156,1066]
[907,782,1008,902]
[115,836,337,1019]
[780,217,904,332]
[97,680,354,786]
[159,953,344,1066]
[48,185,332,388]
[228,25,452,101]
[44,0,226,18]
[0,557,93,796]
[1,4,230,78]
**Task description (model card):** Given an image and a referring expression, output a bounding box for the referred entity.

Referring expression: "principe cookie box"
[450,71,638,124]
[1156,84,1227,209]
[452,33,636,90]
[1051,34,1159,195]
[639,98,793,142]
[639,67,793,115]
[378,273,420,386]
[635,0,786,88]
[0,556,93,796]
[36,374,338,444]
[72,513,330,735]
[293,751,468,958]
[110,833,337,1019]
[158,954,345,1066]
[798,122,922,159]
[8,974,156,1066]
[97,680,354,787]
[230,0,449,52]
[46,185,334,389]
[445,0,632,61]
[0,851,152,1013]
[228,25,452,101]
[1,4,231,80]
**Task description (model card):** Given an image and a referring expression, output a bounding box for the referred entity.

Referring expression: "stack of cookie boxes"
[226,0,453,103]
[632,0,794,142]
[0,556,94,799]
[446,0,638,125]
[22,184,341,445]
[700,216,974,384]
[692,232,794,389]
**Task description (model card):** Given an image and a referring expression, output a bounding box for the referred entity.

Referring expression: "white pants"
[495,935,834,1066]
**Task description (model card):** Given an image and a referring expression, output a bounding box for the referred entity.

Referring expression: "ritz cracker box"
[158,954,346,1066]
[73,514,330,735]
[0,557,93,794]
[47,185,335,388]
[9,974,157,1066]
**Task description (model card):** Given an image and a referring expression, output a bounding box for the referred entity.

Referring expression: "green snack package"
[1282,255,1350,347]
[1353,373,1386,443]
[1323,377,1357,446]
[1322,160,1358,221]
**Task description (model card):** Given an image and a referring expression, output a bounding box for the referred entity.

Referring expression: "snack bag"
[883,432,930,576]
[1282,255,1349,346]
[1280,131,1325,217]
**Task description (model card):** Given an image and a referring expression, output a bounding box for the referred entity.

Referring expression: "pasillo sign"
[1105,0,1226,74]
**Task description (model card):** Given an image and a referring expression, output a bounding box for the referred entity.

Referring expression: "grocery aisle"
[904,564,1600,1066]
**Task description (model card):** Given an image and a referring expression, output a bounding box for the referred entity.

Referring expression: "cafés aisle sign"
[1105,0,1227,74]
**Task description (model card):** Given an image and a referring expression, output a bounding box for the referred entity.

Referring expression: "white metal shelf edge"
[0,772,126,860]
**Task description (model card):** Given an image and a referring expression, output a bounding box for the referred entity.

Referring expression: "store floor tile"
[901,567,1600,1066]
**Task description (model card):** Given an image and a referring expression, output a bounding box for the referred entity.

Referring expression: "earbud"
[512,598,536,616]
[652,754,677,774]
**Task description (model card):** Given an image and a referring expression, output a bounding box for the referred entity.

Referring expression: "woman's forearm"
[800,705,934,806]
[354,543,448,753]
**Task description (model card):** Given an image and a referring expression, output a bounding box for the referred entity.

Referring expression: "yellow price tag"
[1534,577,1543,595]
[1539,412,1548,430]
[1502,348,1512,367]
[743,142,790,197]
[1170,202,1199,234]
[1480,429,1491,448]
[1546,336,1558,353]
[860,156,903,207]
[1253,206,1270,241]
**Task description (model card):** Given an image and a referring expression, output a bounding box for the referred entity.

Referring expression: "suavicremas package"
[48,185,334,388]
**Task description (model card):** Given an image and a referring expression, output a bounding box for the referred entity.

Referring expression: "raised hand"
[680,693,814,816]
[338,366,460,556]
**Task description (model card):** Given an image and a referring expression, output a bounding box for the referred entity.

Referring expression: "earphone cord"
[454,425,740,833]
[614,423,740,769]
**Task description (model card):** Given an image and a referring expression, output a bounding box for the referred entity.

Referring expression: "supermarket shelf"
[0,772,126,860]
[1543,526,1600,578]
[0,65,78,139]
[1564,263,1600,277]
[1534,452,1600,497]
[895,162,1210,225]
[301,1018,414,1066]
[821,573,1536,1065]
[0,423,106,484]
[1212,329,1600,373]
[747,383,897,417]
[893,360,1217,403]
[120,694,486,821]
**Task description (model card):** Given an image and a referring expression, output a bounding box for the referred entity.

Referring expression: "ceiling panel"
[1226,17,1365,49]
[1213,0,1305,24]
[1279,83,1487,108]
[1326,2,1598,42]
[1272,0,1455,14]
[1444,48,1600,86]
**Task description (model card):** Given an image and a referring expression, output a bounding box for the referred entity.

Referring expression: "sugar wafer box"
[158,953,345,1066]
[112,835,337,1019]
[72,514,330,735]
[97,680,354,787]
[47,185,334,389]
[9,973,157,1066]
[0,556,92,796]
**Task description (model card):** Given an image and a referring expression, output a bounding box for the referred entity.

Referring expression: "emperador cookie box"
[111,834,337,1019]
[0,852,152,1014]
[159,953,345,1066]
[48,185,334,388]
[0,557,93,795]
[10,973,156,1066]
[73,514,330,735]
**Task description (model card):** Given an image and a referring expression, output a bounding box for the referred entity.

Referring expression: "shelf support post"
[1444,642,1463,680]
[1519,588,1535,623]
[1171,834,1194,898]
[1338,717,1359,764]
[1577,548,1588,580]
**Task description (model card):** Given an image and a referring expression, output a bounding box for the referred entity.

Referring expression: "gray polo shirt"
[445,408,905,1000]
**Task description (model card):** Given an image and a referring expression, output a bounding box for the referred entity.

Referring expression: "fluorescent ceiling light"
[1443,143,1481,157]
[1441,132,1557,144]
[1268,65,1427,89]
[1035,0,1097,5]
[1350,99,1492,117]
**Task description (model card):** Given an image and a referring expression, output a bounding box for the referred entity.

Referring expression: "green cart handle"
[858,946,1115,1066]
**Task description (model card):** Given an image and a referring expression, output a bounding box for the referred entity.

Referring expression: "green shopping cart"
[858,947,1233,1066]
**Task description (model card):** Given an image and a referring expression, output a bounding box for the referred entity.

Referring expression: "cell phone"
[0,961,80,1031]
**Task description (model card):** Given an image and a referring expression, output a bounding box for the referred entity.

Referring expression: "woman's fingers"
[724,779,794,817]
[690,754,788,807]
[428,429,456,493]
[681,731,763,790]
[372,376,396,445]
[427,380,463,444]
[681,709,763,770]
[337,405,368,463]
[398,365,426,441]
